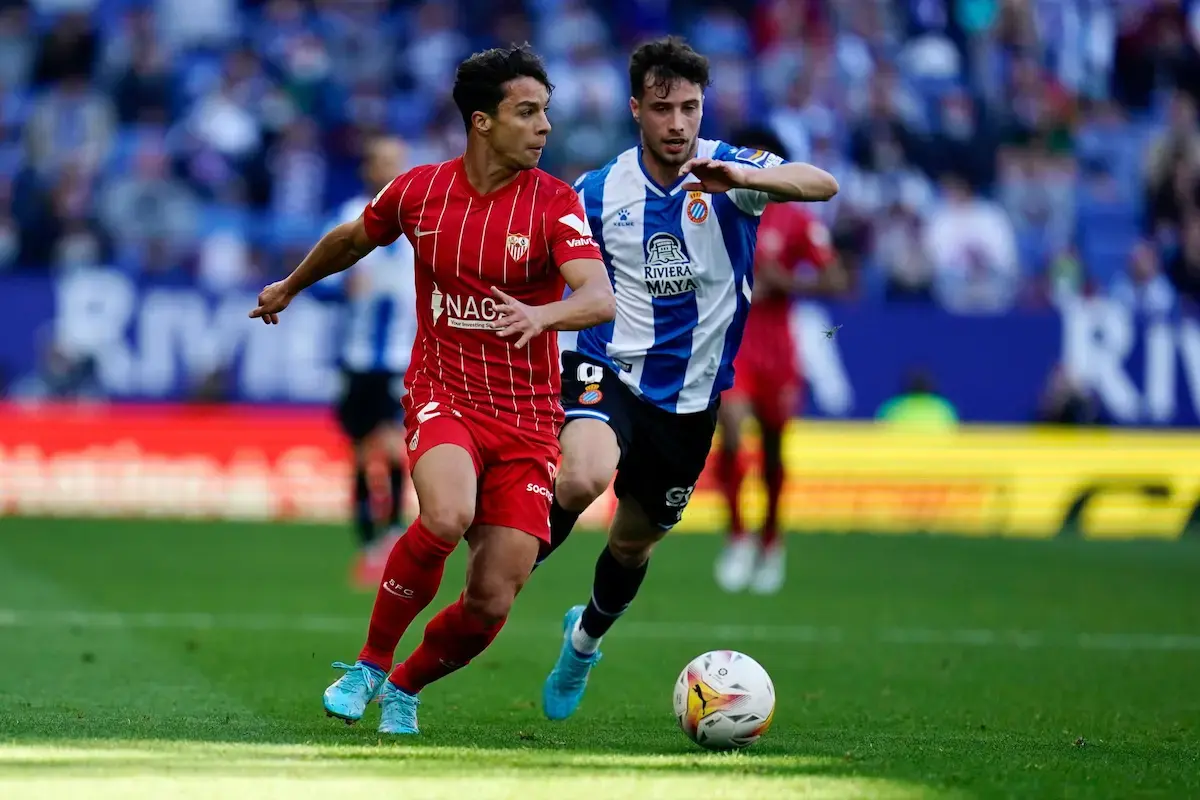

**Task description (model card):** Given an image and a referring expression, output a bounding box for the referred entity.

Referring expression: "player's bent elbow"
[816,173,835,200]
[807,173,839,201]
[597,288,616,323]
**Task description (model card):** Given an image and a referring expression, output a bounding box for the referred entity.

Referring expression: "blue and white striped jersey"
[313,195,417,375]
[571,138,786,413]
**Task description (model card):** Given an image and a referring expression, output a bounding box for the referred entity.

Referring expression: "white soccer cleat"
[749,544,786,595]
[715,537,757,593]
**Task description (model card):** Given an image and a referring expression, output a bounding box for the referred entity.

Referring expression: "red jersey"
[362,157,602,436]
[747,202,835,335]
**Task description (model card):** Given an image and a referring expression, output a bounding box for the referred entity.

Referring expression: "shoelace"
[556,650,601,690]
[330,660,381,692]
[380,685,420,724]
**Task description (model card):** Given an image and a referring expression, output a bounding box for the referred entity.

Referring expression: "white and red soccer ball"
[673,650,775,751]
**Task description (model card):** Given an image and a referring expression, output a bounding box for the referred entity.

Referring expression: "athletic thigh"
[473,423,560,545]
[405,402,482,537]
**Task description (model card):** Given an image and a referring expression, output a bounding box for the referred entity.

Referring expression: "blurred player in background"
[714,126,847,596]
[312,136,417,591]
[251,44,613,736]
[533,37,838,722]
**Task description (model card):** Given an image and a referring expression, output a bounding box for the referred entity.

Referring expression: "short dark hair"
[629,36,710,100]
[730,125,790,161]
[453,44,553,130]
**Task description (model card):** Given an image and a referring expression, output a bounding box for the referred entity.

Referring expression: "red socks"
[358,519,456,671]
[718,447,745,537]
[389,594,507,694]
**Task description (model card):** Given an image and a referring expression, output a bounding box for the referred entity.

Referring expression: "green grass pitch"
[0,517,1197,798]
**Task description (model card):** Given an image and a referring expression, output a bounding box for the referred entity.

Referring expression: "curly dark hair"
[629,36,711,100]
[453,44,553,130]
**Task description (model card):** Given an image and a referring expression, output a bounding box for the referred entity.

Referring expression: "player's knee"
[554,467,609,511]
[607,537,655,569]
[420,503,474,542]
[462,578,519,626]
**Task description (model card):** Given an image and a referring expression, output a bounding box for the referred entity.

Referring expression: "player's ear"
[629,96,639,124]
[471,110,492,136]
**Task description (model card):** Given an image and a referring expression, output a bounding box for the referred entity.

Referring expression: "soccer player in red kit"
[714,126,846,596]
[249,45,613,735]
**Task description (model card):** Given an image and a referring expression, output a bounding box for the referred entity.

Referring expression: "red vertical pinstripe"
[539,208,557,429]
[524,177,541,431]
[501,186,519,285]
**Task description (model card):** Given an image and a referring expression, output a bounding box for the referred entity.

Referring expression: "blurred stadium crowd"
[0,0,1199,315]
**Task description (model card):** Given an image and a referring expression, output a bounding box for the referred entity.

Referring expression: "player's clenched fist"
[249,280,295,325]
[492,285,548,349]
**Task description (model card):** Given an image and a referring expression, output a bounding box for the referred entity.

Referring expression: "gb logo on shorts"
[665,485,695,522]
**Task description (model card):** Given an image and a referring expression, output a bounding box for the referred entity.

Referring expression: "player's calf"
[386,525,533,702]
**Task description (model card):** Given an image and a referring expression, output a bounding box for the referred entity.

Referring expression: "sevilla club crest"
[506,232,530,261]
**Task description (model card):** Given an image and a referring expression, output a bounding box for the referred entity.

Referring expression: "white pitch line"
[1,609,1198,652]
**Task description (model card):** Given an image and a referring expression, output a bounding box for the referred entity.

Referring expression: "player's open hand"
[492,286,547,349]
[679,158,746,194]
[249,280,295,325]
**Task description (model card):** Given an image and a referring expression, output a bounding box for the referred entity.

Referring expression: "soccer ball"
[673,650,775,751]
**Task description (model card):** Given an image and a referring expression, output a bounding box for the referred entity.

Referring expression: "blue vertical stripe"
[639,186,696,410]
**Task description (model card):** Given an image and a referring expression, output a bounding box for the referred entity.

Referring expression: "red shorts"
[728,348,800,431]
[403,398,560,543]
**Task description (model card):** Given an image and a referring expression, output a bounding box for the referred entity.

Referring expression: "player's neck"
[639,140,692,189]
[462,143,521,197]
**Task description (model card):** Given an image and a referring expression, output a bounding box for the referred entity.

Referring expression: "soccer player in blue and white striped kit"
[313,136,418,589]
[536,37,838,720]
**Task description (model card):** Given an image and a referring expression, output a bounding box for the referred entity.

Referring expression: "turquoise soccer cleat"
[542,604,602,721]
[323,660,386,723]
[377,681,421,734]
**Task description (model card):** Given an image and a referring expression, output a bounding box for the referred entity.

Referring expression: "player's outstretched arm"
[492,259,615,349]
[249,218,378,324]
[679,159,839,203]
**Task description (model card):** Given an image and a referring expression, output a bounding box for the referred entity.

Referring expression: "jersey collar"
[636,144,691,198]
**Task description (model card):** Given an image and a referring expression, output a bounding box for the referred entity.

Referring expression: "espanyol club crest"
[506,232,530,261]
[686,191,709,224]
[579,383,603,405]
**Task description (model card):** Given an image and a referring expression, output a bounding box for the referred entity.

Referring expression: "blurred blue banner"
[1,270,1198,426]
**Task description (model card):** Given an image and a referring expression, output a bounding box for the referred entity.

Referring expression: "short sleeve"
[362,173,408,246]
[547,188,603,268]
[720,145,788,217]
